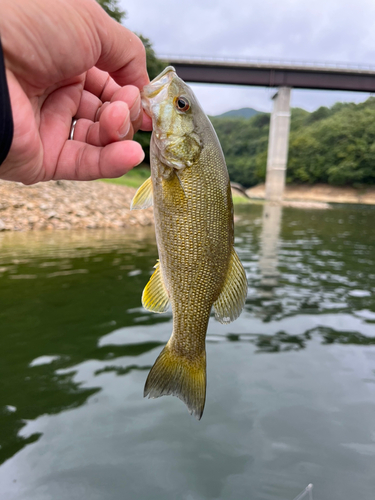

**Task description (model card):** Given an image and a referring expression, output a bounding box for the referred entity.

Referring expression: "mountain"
[213,107,261,119]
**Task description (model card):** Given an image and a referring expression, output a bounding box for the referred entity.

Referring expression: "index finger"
[89,4,150,90]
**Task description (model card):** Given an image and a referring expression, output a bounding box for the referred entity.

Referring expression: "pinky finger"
[52,140,145,181]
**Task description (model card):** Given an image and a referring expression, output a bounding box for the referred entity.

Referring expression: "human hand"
[0,0,153,185]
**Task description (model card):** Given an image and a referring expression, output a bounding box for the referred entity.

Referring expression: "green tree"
[209,97,375,187]
[210,114,270,187]
[96,0,125,23]
[287,98,375,185]
[138,35,165,80]
[95,1,164,81]
[95,0,166,167]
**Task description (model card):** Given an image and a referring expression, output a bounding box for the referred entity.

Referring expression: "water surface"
[0,204,375,500]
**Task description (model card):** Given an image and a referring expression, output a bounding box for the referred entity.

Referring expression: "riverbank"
[0,180,154,231]
[1,179,374,232]
[246,183,375,205]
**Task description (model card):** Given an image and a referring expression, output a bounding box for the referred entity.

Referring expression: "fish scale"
[131,66,247,419]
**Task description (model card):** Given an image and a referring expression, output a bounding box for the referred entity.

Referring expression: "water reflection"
[0,227,160,466]
[223,325,375,353]
[258,203,282,296]
[1,206,375,500]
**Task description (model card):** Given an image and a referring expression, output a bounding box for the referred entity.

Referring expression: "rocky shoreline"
[246,183,375,205]
[1,179,374,232]
[0,180,154,231]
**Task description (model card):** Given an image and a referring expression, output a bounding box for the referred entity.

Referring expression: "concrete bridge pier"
[265,87,291,202]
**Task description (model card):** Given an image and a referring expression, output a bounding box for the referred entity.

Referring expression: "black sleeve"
[0,37,14,165]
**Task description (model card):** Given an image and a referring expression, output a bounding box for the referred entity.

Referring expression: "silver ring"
[69,119,78,140]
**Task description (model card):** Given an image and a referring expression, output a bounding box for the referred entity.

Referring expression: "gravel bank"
[2,179,371,232]
[0,180,154,231]
[246,183,375,205]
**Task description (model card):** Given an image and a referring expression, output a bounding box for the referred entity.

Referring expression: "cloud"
[120,0,375,113]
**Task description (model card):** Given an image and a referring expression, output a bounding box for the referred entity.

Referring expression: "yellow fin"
[144,342,206,420]
[213,248,248,324]
[142,260,170,313]
[130,177,153,210]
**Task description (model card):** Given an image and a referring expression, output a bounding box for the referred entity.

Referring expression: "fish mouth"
[141,66,176,117]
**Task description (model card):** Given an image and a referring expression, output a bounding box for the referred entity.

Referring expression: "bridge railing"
[158,54,375,72]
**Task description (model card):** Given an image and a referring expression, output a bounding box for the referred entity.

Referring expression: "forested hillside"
[214,107,260,119]
[211,98,375,187]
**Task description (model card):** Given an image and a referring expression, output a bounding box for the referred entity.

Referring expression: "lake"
[0,203,375,500]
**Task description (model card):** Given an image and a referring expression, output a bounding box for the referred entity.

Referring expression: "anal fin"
[130,176,153,210]
[142,260,170,313]
[214,248,248,324]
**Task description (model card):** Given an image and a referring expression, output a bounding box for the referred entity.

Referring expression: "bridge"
[160,57,375,201]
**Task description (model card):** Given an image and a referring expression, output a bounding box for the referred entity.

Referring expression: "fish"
[131,66,247,419]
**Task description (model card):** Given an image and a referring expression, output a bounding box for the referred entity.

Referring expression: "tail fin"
[144,343,206,420]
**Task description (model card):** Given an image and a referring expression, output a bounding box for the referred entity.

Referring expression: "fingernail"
[135,149,145,166]
[119,116,131,139]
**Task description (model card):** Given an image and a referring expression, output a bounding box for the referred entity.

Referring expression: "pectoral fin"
[142,260,170,313]
[214,248,248,324]
[130,177,153,210]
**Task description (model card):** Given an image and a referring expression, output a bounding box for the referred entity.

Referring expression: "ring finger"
[72,101,133,146]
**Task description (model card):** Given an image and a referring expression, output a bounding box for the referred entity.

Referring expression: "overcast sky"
[120,0,375,115]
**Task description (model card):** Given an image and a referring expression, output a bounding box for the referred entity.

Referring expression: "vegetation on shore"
[211,97,375,188]
[100,169,251,205]
[96,0,164,165]
[96,0,125,22]
[100,166,150,188]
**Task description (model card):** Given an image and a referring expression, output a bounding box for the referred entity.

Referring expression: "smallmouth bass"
[131,67,247,419]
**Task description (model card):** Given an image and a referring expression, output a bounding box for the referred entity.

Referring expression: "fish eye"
[175,96,190,112]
